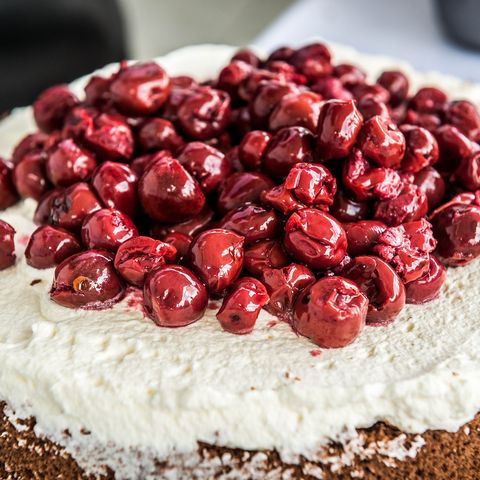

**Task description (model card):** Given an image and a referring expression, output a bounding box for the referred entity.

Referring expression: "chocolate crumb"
[30,279,42,286]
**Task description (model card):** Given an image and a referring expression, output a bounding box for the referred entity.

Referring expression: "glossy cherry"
[12,152,49,200]
[357,97,390,121]
[137,118,184,153]
[400,125,439,173]
[144,265,207,327]
[434,125,475,175]
[12,132,49,165]
[25,225,82,269]
[238,130,272,171]
[333,63,366,87]
[311,77,353,101]
[50,250,125,309]
[456,151,480,191]
[0,220,15,270]
[0,160,18,210]
[342,255,405,325]
[84,74,112,106]
[343,220,387,256]
[413,166,445,210]
[114,236,176,287]
[293,276,368,348]
[290,42,332,81]
[377,71,409,106]
[244,239,290,277]
[410,87,447,114]
[284,208,347,270]
[445,100,480,142]
[139,156,205,222]
[232,48,261,67]
[216,277,269,335]
[217,60,253,99]
[352,83,390,104]
[33,85,78,132]
[316,99,363,160]
[405,255,445,305]
[162,231,192,263]
[177,142,230,193]
[330,190,369,223]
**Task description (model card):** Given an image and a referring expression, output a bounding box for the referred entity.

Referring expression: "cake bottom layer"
[1,402,479,479]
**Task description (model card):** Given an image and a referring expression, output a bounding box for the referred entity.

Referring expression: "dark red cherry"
[269,91,323,132]
[357,115,406,168]
[410,87,447,114]
[290,43,332,81]
[12,152,49,200]
[374,183,428,226]
[81,209,138,252]
[311,77,353,101]
[216,277,269,335]
[231,48,261,67]
[177,142,230,193]
[373,219,436,283]
[263,126,314,179]
[162,232,192,263]
[50,182,102,231]
[114,236,176,287]
[0,220,15,270]
[405,256,445,304]
[33,189,62,225]
[144,265,207,327]
[357,97,390,121]
[293,276,367,348]
[413,166,445,210]
[343,220,387,256]
[377,71,409,106]
[137,118,184,153]
[316,99,363,160]
[351,83,390,104]
[244,239,290,277]
[284,208,347,270]
[267,46,295,63]
[261,263,316,319]
[50,250,125,309]
[216,172,274,214]
[218,204,278,245]
[456,151,480,191]
[434,125,475,175]
[400,125,439,173]
[12,132,49,165]
[404,109,441,132]
[261,184,305,215]
[110,62,171,115]
[84,74,112,106]
[333,63,366,87]
[217,60,253,99]
[0,159,18,210]
[238,130,272,171]
[62,106,96,141]
[91,162,138,218]
[342,255,405,325]
[445,100,480,142]
[25,225,82,269]
[430,203,480,266]
[139,156,205,222]
[177,87,230,140]
[46,139,96,187]
[330,191,369,223]
[33,85,78,132]
[130,150,173,177]
[190,229,244,293]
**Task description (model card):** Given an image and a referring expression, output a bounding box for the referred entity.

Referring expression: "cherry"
[144,265,207,327]
[137,118,184,153]
[139,156,205,222]
[91,162,138,218]
[229,107,252,142]
[25,225,82,269]
[316,99,363,160]
[50,250,125,309]
[404,109,442,132]
[244,239,290,277]
[130,150,173,177]
[12,132,49,165]
[216,277,269,334]
[260,184,304,215]
[373,219,436,283]
[290,43,332,81]
[456,151,480,191]
[413,166,445,209]
[62,106,96,140]
[110,62,171,115]
[231,48,261,67]
[177,86,231,140]
[263,126,315,179]
[311,77,353,101]
[0,159,18,210]
[430,203,480,266]
[377,71,409,106]
[33,85,78,132]
[330,190,369,223]
[177,142,230,193]
[49,182,102,231]
[216,171,274,214]
[374,182,428,226]
[162,231,192,263]
[342,255,405,325]
[81,208,138,251]
[267,46,295,63]
[219,204,278,245]
[217,60,253,99]
[190,229,244,293]
[343,220,387,256]
[0,220,15,270]
[445,100,480,142]
[238,130,272,171]
[261,263,315,319]
[12,152,49,200]
[343,149,402,201]
[410,87,447,114]
[293,276,367,348]
[357,97,390,121]
[357,115,406,168]
[33,189,63,225]
[284,208,347,270]
[400,125,439,173]
[237,68,281,103]
[268,91,323,132]
[114,236,176,287]
[434,125,475,175]
[405,256,445,305]
[46,139,96,187]
[351,83,390,104]
[84,74,112,107]
[333,63,366,87]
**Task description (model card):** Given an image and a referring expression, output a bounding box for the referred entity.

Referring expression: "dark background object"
[0,0,126,112]
[436,0,480,50]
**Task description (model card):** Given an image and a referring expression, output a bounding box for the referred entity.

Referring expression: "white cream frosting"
[1,43,480,479]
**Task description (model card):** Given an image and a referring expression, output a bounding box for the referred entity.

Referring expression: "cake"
[0,42,480,479]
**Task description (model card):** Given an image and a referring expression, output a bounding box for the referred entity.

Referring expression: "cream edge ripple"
[0,42,480,479]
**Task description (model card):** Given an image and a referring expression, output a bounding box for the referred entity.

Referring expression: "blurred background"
[2,0,480,112]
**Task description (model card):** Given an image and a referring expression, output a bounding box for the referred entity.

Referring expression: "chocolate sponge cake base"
[1,402,479,479]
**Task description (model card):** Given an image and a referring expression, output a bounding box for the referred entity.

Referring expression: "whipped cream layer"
[1,43,480,478]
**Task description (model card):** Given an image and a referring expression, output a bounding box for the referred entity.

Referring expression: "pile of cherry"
[0,43,480,349]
